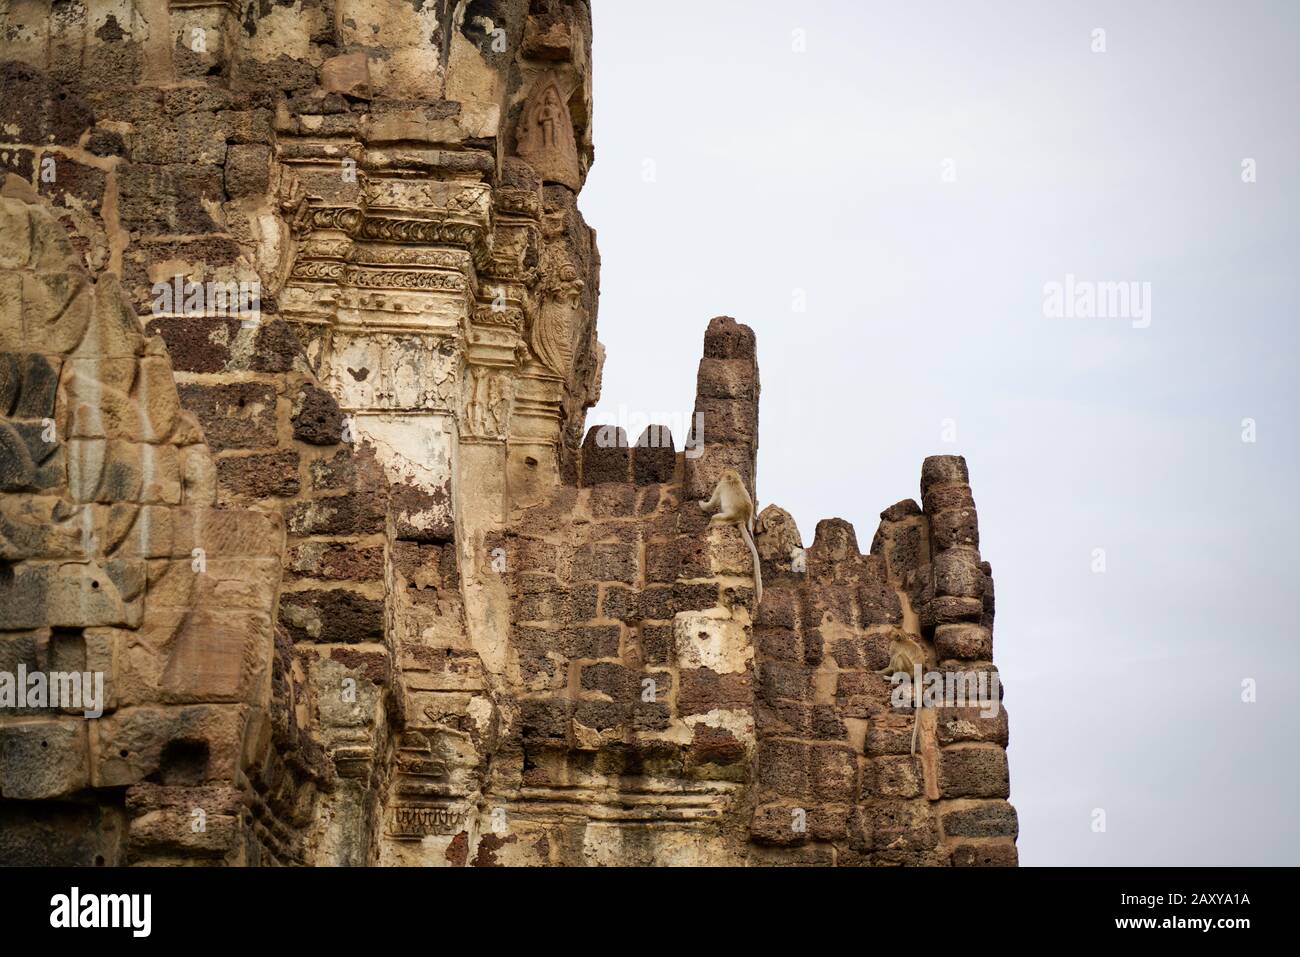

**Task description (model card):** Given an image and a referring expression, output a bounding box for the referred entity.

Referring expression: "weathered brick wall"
[748,472,1015,866]
[482,419,758,864]
[462,317,1017,865]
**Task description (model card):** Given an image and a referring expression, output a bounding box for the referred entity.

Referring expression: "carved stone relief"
[463,366,514,439]
[755,504,805,564]
[514,77,582,190]
[326,333,460,413]
[529,256,585,378]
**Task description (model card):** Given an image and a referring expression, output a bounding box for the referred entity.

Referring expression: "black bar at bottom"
[0,865,1280,944]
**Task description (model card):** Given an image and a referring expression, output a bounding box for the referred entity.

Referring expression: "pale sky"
[582,0,1300,865]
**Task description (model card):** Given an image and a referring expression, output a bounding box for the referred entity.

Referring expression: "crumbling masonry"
[0,0,1016,865]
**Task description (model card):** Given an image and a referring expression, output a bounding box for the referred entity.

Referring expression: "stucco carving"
[514,77,582,191]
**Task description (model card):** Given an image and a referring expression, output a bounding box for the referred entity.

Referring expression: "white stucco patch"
[673,610,752,674]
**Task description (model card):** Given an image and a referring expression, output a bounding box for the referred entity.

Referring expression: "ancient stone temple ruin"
[0,0,1016,866]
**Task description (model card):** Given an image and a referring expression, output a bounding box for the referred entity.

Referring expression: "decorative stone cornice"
[352,246,472,271]
[291,260,346,283]
[344,267,466,292]
[300,207,492,270]
[473,303,525,332]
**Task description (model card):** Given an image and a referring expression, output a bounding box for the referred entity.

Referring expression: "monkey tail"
[740,524,762,608]
[910,668,922,755]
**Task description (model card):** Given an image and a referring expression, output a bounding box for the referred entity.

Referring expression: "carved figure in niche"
[465,366,488,435]
[529,260,585,377]
[537,87,562,146]
[464,366,510,438]
[486,373,510,436]
[515,78,581,190]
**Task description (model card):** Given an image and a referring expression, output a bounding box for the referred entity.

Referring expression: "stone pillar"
[684,316,760,501]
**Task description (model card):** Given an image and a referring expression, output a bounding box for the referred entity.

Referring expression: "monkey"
[876,634,935,755]
[699,469,762,606]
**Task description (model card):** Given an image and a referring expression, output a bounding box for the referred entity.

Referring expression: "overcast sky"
[581,0,1300,865]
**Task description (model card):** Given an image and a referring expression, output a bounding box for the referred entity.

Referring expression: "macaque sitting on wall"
[699,469,762,605]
